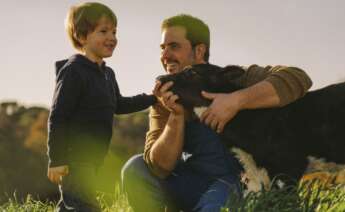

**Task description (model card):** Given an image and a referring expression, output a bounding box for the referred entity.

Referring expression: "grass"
[223,181,345,212]
[0,185,133,212]
[1,183,344,212]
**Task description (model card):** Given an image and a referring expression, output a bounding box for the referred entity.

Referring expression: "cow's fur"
[157,63,345,189]
[301,157,345,187]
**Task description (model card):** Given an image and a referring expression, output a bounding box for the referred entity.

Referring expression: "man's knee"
[121,154,167,211]
[121,154,147,182]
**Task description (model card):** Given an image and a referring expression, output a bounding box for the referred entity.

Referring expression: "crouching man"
[122,14,312,211]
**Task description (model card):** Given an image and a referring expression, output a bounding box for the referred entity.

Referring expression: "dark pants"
[57,163,101,212]
[122,121,242,212]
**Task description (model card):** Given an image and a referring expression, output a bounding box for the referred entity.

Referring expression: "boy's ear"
[77,35,87,46]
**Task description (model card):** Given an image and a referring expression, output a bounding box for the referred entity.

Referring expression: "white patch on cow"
[231,147,271,194]
[193,106,207,119]
[182,152,193,161]
[276,179,285,189]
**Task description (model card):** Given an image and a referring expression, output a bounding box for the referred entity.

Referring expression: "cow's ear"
[221,65,245,81]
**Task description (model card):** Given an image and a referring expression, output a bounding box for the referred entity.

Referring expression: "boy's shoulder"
[55,55,86,79]
[105,65,115,77]
[55,59,69,76]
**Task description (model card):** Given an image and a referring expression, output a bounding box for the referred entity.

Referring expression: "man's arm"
[149,111,185,178]
[201,65,313,133]
[143,82,185,179]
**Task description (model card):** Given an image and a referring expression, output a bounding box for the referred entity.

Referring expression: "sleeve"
[109,70,157,114]
[47,67,83,167]
[234,65,313,106]
[143,103,170,175]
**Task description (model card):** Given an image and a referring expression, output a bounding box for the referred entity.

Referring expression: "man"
[121,14,312,211]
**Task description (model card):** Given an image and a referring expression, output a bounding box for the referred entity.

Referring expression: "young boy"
[47,2,156,211]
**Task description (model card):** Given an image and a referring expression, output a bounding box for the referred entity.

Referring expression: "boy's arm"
[116,93,157,114]
[47,67,82,167]
[109,70,157,114]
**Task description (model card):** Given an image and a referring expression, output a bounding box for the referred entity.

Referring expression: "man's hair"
[65,2,117,51]
[161,14,210,62]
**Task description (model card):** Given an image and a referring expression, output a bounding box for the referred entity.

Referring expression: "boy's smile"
[80,16,117,65]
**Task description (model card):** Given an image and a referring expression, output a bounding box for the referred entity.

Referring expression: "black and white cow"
[157,63,345,191]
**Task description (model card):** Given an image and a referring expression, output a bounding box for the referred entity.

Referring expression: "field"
[1,182,344,212]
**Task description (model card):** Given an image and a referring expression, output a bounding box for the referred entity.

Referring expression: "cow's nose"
[156,74,172,84]
[156,75,166,83]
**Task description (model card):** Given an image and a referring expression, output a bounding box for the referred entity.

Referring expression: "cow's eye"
[180,73,188,80]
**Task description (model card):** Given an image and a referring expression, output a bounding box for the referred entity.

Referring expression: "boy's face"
[80,16,117,64]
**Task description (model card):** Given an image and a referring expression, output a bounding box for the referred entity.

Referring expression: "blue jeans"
[122,121,242,211]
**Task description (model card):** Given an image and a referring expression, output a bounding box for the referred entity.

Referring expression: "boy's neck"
[81,52,104,67]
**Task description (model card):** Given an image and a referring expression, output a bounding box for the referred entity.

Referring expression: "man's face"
[160,26,196,74]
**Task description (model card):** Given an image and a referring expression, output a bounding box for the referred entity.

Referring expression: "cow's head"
[156,63,245,108]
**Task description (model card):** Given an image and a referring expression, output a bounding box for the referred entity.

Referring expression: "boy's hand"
[48,165,69,184]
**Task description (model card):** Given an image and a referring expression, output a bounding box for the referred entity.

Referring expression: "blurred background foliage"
[0,101,148,203]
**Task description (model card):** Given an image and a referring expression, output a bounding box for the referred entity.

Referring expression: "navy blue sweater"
[47,54,156,167]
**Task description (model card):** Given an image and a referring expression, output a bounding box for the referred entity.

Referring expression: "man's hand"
[47,165,69,184]
[200,91,244,133]
[200,81,281,133]
[153,81,185,116]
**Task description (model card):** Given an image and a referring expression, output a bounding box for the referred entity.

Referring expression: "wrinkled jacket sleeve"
[109,70,157,114]
[234,65,313,106]
[47,67,82,167]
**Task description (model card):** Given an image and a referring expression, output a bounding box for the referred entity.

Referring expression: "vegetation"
[1,183,344,211]
[0,101,148,203]
[1,101,344,211]
[223,182,345,212]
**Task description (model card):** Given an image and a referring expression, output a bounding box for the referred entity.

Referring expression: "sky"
[1,0,344,107]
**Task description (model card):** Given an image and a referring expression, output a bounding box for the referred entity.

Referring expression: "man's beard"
[166,51,196,74]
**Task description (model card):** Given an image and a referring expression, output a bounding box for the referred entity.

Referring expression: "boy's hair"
[161,14,210,62]
[65,2,117,51]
